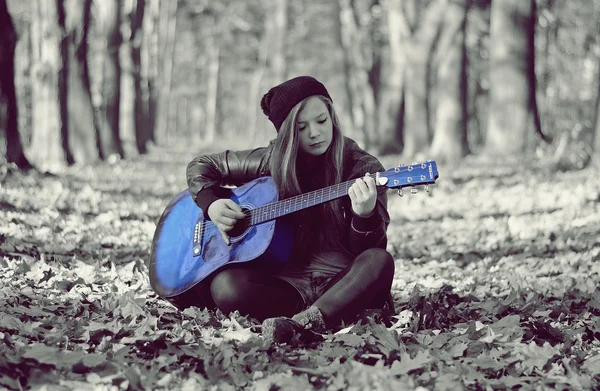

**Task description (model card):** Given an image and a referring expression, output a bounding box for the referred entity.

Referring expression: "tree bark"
[402,0,447,158]
[129,0,148,154]
[143,0,159,144]
[528,0,551,145]
[336,1,359,142]
[204,15,220,145]
[29,0,69,170]
[376,0,408,155]
[270,0,287,83]
[60,0,100,164]
[430,0,469,162]
[96,0,124,158]
[156,0,177,145]
[338,0,377,149]
[0,0,31,169]
[594,62,600,153]
[248,31,269,141]
[250,0,287,142]
[485,0,548,155]
[119,0,137,156]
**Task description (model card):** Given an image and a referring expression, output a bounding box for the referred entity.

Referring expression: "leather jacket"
[186,137,390,256]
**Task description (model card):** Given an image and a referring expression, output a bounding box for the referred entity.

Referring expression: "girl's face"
[296,96,333,156]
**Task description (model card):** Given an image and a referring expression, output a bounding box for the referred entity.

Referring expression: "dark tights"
[314,248,394,324]
[169,248,395,323]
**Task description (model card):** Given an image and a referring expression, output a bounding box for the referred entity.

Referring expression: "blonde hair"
[269,95,347,254]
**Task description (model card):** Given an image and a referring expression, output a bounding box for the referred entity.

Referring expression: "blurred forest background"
[1,0,600,172]
[1,2,600,388]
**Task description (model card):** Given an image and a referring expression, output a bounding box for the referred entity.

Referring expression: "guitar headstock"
[376,161,439,194]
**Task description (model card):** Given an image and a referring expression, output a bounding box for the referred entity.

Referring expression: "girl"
[183,76,395,343]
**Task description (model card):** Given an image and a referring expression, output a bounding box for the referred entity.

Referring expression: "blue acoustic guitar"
[148,161,439,301]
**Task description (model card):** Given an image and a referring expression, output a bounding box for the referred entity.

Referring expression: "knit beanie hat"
[260,76,332,131]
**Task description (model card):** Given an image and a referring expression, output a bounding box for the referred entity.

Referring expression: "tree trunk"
[204,15,220,145]
[0,0,31,169]
[119,0,137,156]
[130,0,148,154]
[338,0,377,149]
[468,11,486,151]
[539,0,556,134]
[250,0,287,142]
[29,0,69,170]
[485,0,546,155]
[96,0,124,158]
[156,0,177,145]
[271,0,287,83]
[376,0,408,155]
[248,37,268,141]
[528,0,551,145]
[594,62,600,153]
[143,0,159,144]
[336,1,359,142]
[61,0,100,164]
[402,0,447,159]
[430,0,469,162]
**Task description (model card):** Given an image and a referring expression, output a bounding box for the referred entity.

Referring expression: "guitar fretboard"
[248,179,359,225]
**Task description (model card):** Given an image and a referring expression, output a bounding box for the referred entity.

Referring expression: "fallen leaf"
[390,350,433,375]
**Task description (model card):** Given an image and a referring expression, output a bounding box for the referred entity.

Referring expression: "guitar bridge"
[192,220,204,257]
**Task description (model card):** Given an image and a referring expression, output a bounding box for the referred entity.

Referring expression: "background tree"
[0,0,30,169]
[592,4,600,154]
[485,0,550,155]
[142,0,159,145]
[28,0,68,170]
[120,0,141,156]
[375,0,406,155]
[204,6,222,145]
[337,0,377,149]
[249,0,287,142]
[60,0,100,164]
[594,65,600,153]
[95,0,124,159]
[430,0,469,161]
[155,0,178,145]
[129,0,150,154]
[5,0,600,169]
[401,0,448,158]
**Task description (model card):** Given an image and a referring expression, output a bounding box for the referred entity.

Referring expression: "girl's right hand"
[207,199,246,245]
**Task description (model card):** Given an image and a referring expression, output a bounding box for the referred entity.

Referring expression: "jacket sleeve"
[186,145,272,219]
[346,159,390,255]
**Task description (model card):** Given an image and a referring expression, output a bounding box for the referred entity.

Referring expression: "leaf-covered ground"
[1,147,599,391]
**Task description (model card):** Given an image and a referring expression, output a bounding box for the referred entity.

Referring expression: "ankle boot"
[261,306,327,344]
[291,305,327,333]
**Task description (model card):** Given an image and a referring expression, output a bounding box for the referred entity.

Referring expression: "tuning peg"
[425,184,435,196]
[397,189,403,197]
[410,187,419,194]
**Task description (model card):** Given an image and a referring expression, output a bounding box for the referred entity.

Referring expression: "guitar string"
[200,180,352,230]
[241,169,417,225]
[201,167,429,230]
[243,167,431,225]
[243,180,354,226]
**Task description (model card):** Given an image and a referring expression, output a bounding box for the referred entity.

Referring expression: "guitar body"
[148,176,295,299]
[148,161,439,305]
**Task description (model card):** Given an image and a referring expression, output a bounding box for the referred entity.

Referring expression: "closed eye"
[298,117,327,131]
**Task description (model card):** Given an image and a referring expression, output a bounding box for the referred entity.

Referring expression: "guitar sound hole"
[228,207,251,238]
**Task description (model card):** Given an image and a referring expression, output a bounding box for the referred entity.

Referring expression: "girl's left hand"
[349,173,378,217]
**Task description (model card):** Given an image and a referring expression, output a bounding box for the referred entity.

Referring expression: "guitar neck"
[248,179,359,225]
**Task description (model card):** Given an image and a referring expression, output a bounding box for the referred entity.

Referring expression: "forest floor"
[0,144,599,391]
